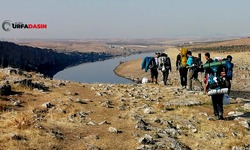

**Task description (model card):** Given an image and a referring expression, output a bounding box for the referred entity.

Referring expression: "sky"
[0,0,250,39]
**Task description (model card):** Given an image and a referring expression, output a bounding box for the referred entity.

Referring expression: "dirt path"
[114,47,250,98]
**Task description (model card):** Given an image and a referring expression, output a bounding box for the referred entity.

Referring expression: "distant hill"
[179,37,250,53]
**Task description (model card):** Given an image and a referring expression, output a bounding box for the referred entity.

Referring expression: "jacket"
[141,56,154,72]
[187,56,193,66]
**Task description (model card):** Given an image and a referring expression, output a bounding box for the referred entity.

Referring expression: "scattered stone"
[199,112,208,116]
[12,100,23,106]
[87,121,98,126]
[144,108,152,114]
[128,93,134,97]
[10,134,27,141]
[232,132,237,137]
[96,92,102,96]
[79,111,88,118]
[132,134,139,137]
[135,125,150,131]
[243,103,250,110]
[99,121,108,125]
[228,111,244,116]
[217,132,225,138]
[42,102,54,108]
[50,131,64,140]
[101,101,111,108]
[71,114,77,118]
[59,83,66,87]
[108,127,118,133]
[67,98,73,102]
[118,105,126,110]
[137,119,149,126]
[56,108,66,113]
[165,129,181,136]
[165,121,174,129]
[239,120,250,129]
[153,118,163,124]
[138,134,154,144]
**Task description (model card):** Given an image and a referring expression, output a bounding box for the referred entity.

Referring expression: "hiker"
[203,52,214,94]
[158,53,171,85]
[141,53,159,83]
[176,49,188,89]
[186,50,203,91]
[151,53,159,83]
[225,55,234,95]
[205,64,226,120]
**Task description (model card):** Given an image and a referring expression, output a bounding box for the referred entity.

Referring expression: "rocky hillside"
[0,67,250,150]
[0,41,118,77]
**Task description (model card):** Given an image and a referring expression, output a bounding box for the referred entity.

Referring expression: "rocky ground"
[0,66,249,150]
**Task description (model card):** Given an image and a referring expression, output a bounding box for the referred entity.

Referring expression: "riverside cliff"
[0,41,115,77]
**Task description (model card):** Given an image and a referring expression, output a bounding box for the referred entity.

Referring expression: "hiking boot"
[217,116,224,120]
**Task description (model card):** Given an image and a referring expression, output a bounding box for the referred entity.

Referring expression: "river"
[53,52,155,84]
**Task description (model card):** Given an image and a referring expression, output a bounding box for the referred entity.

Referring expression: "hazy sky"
[1,0,250,39]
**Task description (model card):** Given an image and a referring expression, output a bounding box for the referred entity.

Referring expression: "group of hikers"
[141,48,234,120]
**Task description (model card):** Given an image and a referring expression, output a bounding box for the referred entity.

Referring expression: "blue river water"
[53,52,155,84]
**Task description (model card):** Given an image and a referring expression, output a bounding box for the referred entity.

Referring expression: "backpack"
[225,60,233,80]
[206,62,226,90]
[148,58,156,69]
[180,48,188,67]
[192,56,204,72]
[160,56,171,72]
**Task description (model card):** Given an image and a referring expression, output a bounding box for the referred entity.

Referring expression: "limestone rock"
[138,134,154,144]
[108,127,118,133]
[42,102,53,108]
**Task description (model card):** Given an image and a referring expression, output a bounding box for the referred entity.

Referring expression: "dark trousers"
[162,70,169,85]
[179,67,188,86]
[225,79,232,95]
[150,68,158,79]
[211,94,224,116]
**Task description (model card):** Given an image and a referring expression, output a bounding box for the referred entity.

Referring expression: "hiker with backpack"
[186,50,203,91]
[176,48,188,89]
[141,53,159,84]
[205,61,227,120]
[203,52,214,94]
[225,55,234,95]
[158,53,171,85]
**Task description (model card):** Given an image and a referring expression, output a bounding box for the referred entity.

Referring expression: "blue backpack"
[225,60,233,80]
[207,61,226,90]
